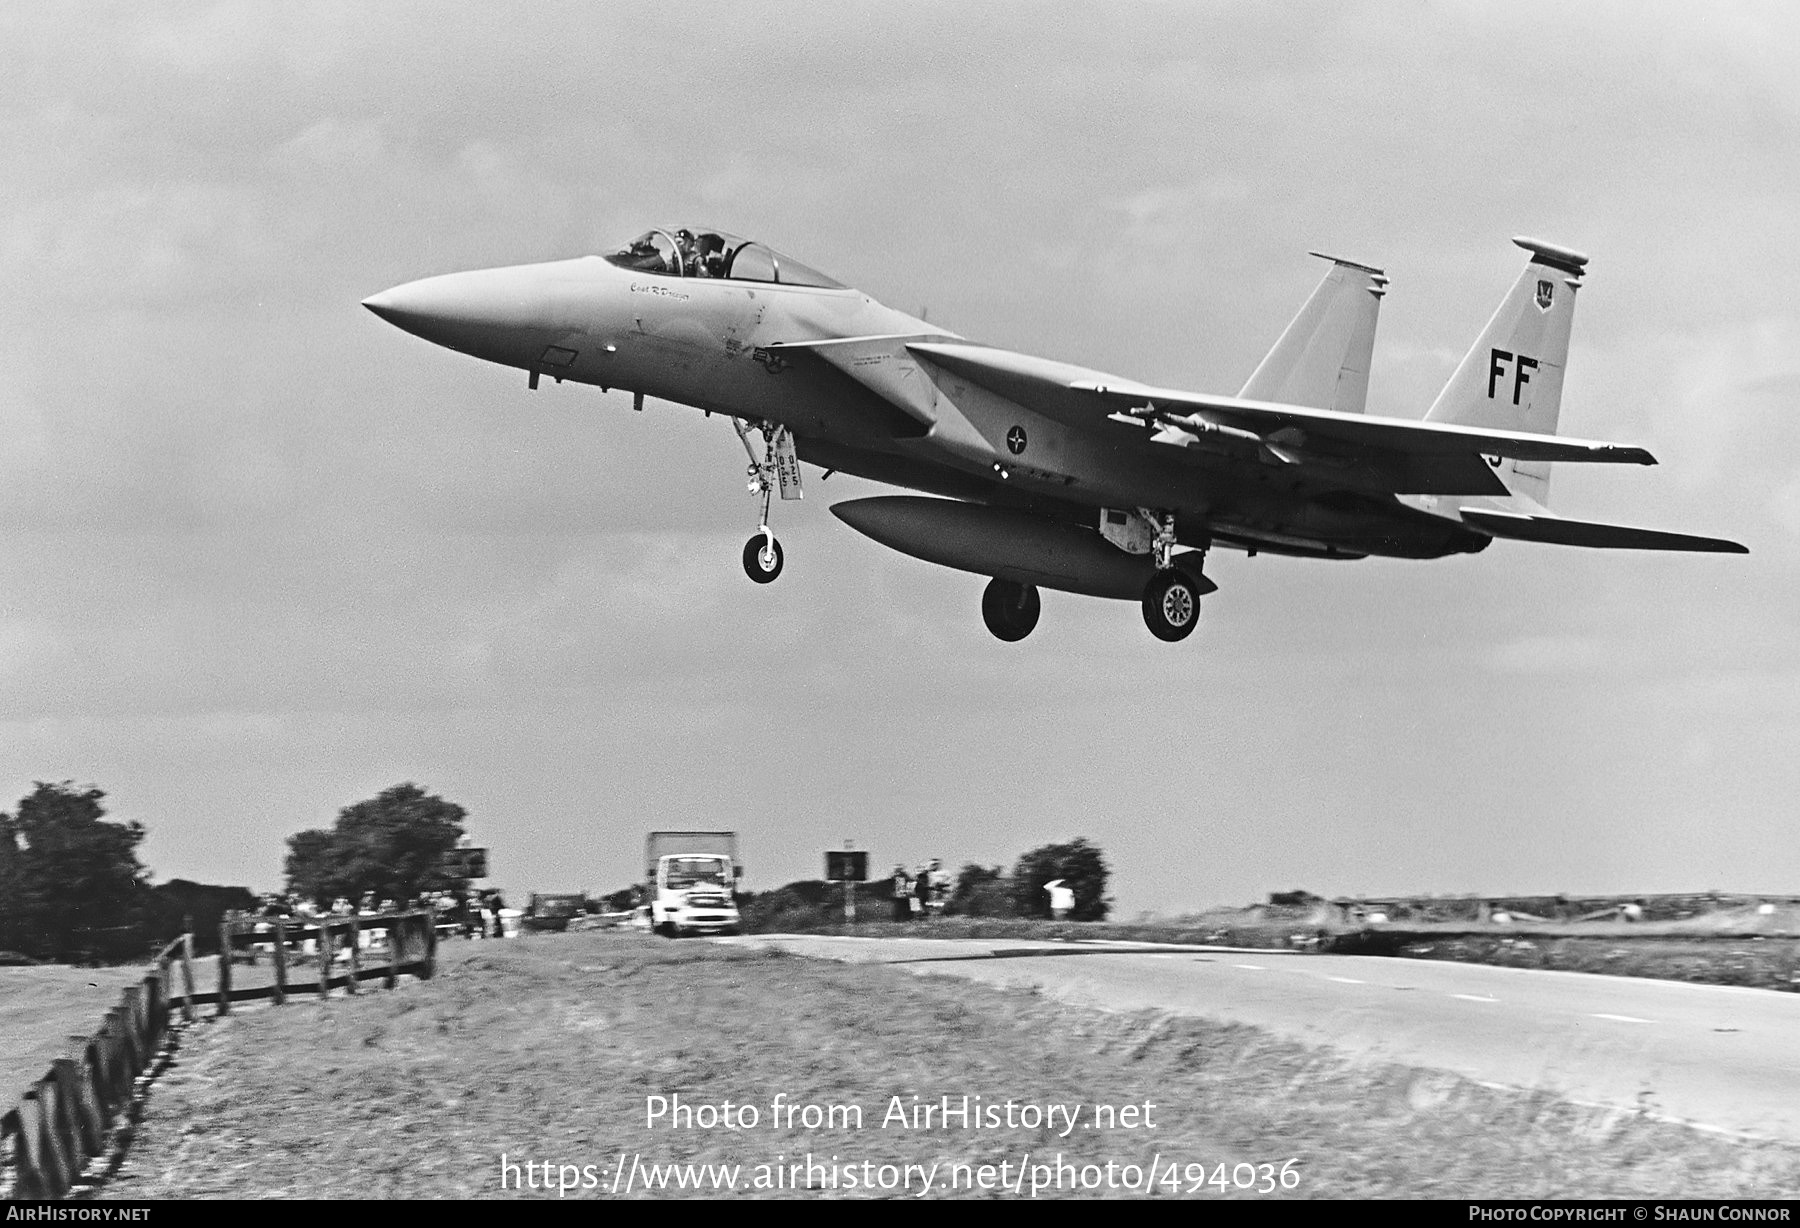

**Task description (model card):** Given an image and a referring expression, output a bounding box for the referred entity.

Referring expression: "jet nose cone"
[361,271,499,341]
[360,287,406,324]
[361,265,571,360]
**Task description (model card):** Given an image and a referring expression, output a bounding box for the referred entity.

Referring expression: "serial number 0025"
[1178,1160,1300,1195]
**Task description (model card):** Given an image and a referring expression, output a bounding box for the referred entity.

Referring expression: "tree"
[0,782,148,961]
[946,863,1014,917]
[0,816,20,954]
[282,828,337,905]
[144,879,259,953]
[284,783,469,905]
[1011,837,1111,921]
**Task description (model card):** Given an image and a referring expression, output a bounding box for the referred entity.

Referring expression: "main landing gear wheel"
[742,533,783,583]
[1142,570,1202,642]
[981,578,1041,642]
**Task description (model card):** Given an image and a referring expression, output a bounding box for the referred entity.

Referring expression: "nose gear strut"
[733,417,801,583]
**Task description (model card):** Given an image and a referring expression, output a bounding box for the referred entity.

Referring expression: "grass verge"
[1,965,155,1103]
[93,933,1800,1200]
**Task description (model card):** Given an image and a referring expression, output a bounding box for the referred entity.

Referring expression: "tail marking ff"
[1437,238,1745,553]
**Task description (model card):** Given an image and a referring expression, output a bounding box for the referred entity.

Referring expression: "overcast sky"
[2,2,1795,915]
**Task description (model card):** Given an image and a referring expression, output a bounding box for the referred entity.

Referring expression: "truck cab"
[651,854,740,937]
[644,831,743,938]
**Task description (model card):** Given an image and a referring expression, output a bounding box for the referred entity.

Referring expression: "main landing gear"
[1142,570,1203,641]
[976,568,1205,644]
[733,417,798,583]
[981,578,1041,642]
[1140,509,1204,643]
[975,510,1208,644]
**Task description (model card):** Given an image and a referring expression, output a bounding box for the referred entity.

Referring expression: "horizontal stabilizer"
[1461,508,1747,553]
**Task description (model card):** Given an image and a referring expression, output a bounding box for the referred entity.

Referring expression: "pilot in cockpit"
[675,229,698,275]
[693,232,726,278]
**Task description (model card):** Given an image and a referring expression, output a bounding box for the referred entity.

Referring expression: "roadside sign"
[825,850,867,882]
[443,847,489,879]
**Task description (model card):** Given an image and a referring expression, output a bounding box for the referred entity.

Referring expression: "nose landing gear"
[743,532,783,583]
[733,417,800,583]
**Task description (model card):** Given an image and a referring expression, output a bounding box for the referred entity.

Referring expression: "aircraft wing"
[905,341,1654,496]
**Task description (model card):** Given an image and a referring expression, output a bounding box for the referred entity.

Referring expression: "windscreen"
[664,856,731,890]
[603,227,843,288]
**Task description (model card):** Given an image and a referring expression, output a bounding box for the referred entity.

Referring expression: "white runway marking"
[1590,1013,1653,1024]
[1452,994,1499,1003]
[1327,976,1365,984]
[1233,963,1266,971]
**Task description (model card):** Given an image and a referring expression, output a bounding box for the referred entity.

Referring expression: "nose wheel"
[743,532,784,583]
[732,417,801,584]
[981,578,1040,641]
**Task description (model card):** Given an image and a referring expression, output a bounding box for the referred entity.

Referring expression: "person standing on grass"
[890,865,913,922]
[929,860,952,913]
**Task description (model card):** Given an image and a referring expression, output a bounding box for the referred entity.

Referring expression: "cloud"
[1486,634,1617,676]
[1665,318,1800,490]
[268,117,390,174]
[1,2,1797,906]
[122,2,363,81]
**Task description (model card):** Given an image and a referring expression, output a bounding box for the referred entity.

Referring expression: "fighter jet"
[364,228,1744,643]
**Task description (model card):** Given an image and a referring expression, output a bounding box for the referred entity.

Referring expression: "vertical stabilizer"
[1426,237,1587,504]
[1239,253,1387,414]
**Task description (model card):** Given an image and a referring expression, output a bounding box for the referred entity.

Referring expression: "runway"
[723,935,1800,1142]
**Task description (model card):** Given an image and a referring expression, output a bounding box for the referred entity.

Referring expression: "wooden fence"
[1,909,436,1200]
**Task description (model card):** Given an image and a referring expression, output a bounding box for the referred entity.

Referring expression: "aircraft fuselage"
[365,252,1479,562]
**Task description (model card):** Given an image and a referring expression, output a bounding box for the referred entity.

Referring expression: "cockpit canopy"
[603,227,845,289]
